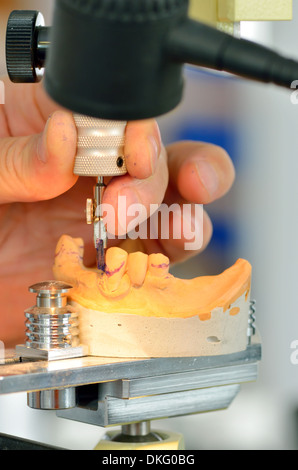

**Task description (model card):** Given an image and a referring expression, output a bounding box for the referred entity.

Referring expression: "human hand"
[0,79,235,346]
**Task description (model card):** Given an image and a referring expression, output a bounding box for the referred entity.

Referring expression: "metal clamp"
[15,281,88,410]
[16,281,87,360]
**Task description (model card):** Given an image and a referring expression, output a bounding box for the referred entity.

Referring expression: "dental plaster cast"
[53,235,251,357]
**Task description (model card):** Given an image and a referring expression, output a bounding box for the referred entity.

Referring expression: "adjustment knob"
[6,10,47,83]
[73,114,127,177]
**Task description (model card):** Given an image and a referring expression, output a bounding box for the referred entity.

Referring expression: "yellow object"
[54,235,251,358]
[189,0,218,25]
[218,0,292,21]
[94,430,185,450]
[188,0,234,35]
[189,0,293,23]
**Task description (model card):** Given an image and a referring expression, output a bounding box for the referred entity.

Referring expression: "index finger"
[125,119,161,179]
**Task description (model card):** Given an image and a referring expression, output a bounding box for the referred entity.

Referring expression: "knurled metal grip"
[73,114,127,177]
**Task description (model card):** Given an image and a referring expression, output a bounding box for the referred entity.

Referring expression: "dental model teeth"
[53,235,251,358]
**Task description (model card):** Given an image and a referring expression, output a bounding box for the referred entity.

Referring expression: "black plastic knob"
[6,10,47,83]
[45,0,189,120]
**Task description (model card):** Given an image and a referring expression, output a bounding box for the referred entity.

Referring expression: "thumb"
[0,111,78,204]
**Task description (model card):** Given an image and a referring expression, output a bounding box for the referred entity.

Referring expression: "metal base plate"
[15,344,88,362]
[0,333,261,395]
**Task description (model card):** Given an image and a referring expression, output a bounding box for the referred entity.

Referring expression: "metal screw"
[117,156,124,168]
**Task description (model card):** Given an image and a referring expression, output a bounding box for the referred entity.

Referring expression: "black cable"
[167,18,298,89]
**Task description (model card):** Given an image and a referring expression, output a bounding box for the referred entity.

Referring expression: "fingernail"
[195,160,219,197]
[148,135,159,174]
[37,117,51,164]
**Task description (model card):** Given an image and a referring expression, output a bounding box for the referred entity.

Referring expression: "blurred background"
[0,0,298,450]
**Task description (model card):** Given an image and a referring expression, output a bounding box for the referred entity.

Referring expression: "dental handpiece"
[73,115,127,270]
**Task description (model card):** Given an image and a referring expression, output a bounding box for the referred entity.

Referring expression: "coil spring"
[247,299,256,344]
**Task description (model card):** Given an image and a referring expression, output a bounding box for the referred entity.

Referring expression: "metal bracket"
[0,329,261,427]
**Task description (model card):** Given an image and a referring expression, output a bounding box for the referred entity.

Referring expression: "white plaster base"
[73,291,250,358]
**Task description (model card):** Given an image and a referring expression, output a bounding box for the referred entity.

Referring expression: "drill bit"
[95,222,107,271]
[94,177,107,271]
[96,238,106,271]
[73,115,127,272]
